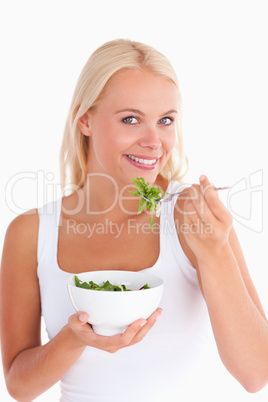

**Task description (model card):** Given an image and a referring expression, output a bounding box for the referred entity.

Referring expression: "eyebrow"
[114,108,178,116]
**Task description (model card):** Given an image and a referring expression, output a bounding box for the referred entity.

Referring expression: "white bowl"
[67,270,163,336]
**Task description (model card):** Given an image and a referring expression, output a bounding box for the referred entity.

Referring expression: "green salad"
[129,177,168,227]
[74,275,149,291]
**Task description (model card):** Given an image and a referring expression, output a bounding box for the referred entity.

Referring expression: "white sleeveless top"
[37,181,211,401]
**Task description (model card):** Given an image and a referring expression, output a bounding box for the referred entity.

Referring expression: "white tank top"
[37,181,211,401]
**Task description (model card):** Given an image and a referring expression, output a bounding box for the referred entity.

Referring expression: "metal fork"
[141,186,230,203]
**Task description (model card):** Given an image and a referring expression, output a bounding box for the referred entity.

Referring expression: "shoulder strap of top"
[160,180,188,222]
[37,197,62,268]
[160,181,196,276]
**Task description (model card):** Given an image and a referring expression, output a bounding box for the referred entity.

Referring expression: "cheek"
[95,120,124,144]
[92,123,128,162]
[163,131,176,154]
[106,125,136,150]
[92,121,114,148]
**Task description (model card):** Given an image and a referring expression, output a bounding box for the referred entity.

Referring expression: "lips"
[126,154,157,165]
[125,154,159,169]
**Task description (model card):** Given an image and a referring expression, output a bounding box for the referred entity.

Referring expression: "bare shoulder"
[7,208,39,232]
[4,208,39,239]
[2,209,39,272]
[0,210,42,374]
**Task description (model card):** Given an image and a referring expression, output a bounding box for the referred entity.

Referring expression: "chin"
[130,171,159,184]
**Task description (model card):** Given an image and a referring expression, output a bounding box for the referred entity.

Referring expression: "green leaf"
[74,275,81,286]
[149,215,155,228]
[74,276,150,291]
[128,177,168,227]
[80,282,91,289]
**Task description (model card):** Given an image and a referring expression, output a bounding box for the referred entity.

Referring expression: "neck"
[81,173,140,220]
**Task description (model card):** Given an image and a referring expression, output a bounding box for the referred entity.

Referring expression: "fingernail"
[199,175,206,182]
[79,313,85,322]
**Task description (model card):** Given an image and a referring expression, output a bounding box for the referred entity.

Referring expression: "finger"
[184,185,201,217]
[68,311,93,335]
[93,318,148,353]
[120,318,148,344]
[127,308,163,345]
[185,184,212,223]
[68,311,88,327]
[107,309,162,350]
[199,175,219,202]
[199,175,231,223]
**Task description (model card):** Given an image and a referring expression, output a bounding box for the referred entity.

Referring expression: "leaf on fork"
[129,177,167,227]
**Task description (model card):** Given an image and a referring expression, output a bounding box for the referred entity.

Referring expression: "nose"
[138,126,162,150]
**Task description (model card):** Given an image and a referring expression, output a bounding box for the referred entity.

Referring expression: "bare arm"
[176,176,268,393]
[0,211,161,401]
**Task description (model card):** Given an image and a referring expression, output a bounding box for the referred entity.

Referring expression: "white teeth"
[127,155,157,165]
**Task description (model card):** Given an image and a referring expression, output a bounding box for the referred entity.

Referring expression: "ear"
[77,111,92,137]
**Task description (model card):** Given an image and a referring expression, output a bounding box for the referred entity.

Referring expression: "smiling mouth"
[126,154,158,165]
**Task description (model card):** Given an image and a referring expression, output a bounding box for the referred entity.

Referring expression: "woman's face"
[84,68,179,185]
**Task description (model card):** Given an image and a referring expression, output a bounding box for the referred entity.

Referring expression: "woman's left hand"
[182,175,233,262]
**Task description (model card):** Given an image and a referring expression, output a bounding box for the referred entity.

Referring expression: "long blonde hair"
[60,39,188,192]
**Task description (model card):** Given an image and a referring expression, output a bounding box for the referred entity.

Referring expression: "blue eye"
[122,116,138,124]
[159,117,173,125]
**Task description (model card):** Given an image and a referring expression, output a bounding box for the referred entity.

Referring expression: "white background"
[0,0,267,400]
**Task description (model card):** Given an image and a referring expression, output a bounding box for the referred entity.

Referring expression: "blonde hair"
[60,39,188,191]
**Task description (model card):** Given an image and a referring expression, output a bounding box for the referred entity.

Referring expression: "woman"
[1,39,267,401]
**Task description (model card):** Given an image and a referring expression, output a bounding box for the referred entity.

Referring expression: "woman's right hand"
[67,308,162,353]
